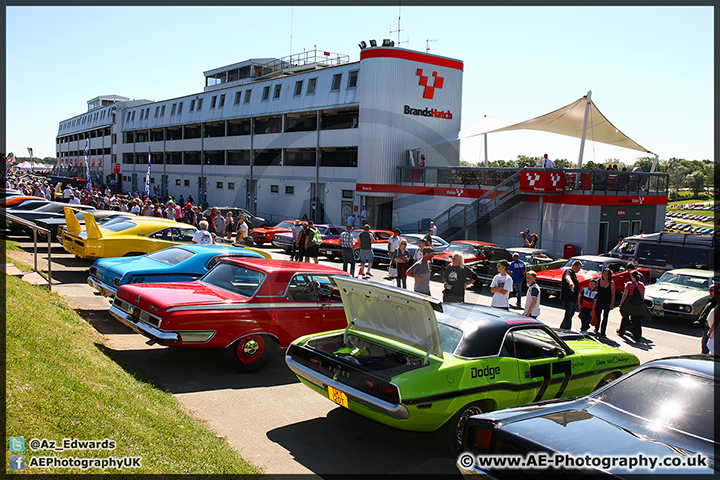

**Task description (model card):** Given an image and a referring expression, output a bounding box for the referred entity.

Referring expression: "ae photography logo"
[6,436,141,471]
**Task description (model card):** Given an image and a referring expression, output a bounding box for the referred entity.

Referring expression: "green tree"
[687,171,706,196]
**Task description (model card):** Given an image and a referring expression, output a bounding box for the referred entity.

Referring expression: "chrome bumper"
[108,304,180,344]
[456,459,502,479]
[87,276,118,297]
[285,355,409,420]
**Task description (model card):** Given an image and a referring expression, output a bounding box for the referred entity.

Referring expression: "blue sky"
[6,6,713,165]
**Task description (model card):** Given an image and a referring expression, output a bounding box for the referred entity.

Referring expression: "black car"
[5,202,95,238]
[457,355,717,477]
[467,246,514,286]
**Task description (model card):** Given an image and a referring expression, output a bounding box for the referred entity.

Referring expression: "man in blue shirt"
[508,252,527,309]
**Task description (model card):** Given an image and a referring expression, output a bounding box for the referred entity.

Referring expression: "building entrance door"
[598,221,609,254]
[310,183,325,223]
[246,179,257,214]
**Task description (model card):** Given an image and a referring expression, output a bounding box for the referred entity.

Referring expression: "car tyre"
[444,401,485,456]
[227,334,276,373]
[353,249,361,263]
[593,373,618,391]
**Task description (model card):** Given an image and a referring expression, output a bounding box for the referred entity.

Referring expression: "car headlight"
[644,296,653,304]
[684,305,693,312]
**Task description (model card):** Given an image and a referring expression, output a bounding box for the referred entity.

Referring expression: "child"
[578,279,598,335]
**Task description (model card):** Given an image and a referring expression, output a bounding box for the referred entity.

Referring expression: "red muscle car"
[251,219,298,245]
[535,255,650,297]
[430,240,498,274]
[109,258,350,372]
[319,228,394,262]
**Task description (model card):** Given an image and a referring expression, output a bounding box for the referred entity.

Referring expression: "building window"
[234,91,242,105]
[197,98,204,110]
[177,102,183,115]
[331,74,342,91]
[244,90,251,103]
[131,111,136,121]
[219,94,225,107]
[273,84,281,99]
[294,80,303,96]
[261,86,270,101]
[171,103,177,115]
[139,110,144,120]
[189,100,195,112]
[348,71,359,88]
[270,185,279,193]
[160,105,165,117]
[154,106,159,118]
[216,182,223,189]
[210,96,217,109]
[184,180,190,186]
[307,78,317,95]
[146,108,150,119]
[342,190,354,199]
[228,182,235,190]
[175,179,181,186]
[285,186,294,195]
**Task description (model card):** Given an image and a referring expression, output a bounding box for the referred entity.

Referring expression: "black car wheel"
[593,373,618,391]
[353,249,361,263]
[445,401,485,455]
[226,334,276,373]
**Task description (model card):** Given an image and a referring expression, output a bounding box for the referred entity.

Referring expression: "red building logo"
[416,69,444,99]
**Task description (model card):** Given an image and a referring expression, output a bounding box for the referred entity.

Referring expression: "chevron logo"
[550,173,561,186]
[416,69,445,99]
[525,172,541,186]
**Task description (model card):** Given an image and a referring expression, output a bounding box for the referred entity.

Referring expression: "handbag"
[590,310,598,327]
[387,267,398,278]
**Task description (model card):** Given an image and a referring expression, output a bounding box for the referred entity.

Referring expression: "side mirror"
[556,348,566,359]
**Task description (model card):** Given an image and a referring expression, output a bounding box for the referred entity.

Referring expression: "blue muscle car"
[88,244,269,298]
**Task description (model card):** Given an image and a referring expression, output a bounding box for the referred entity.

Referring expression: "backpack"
[310,228,323,245]
[629,284,643,304]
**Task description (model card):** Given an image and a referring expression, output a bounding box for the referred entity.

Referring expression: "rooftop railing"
[396,166,669,195]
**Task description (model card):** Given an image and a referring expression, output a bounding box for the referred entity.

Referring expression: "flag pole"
[145,147,152,198]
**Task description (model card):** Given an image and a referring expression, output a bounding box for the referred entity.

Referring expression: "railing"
[2,213,53,291]
[433,170,523,235]
[259,49,350,76]
[397,166,669,195]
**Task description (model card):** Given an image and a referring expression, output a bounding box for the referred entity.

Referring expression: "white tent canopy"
[12,161,52,172]
[486,95,649,153]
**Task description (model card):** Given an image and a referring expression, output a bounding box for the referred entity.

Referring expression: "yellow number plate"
[327,385,349,408]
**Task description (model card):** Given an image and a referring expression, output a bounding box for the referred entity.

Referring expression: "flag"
[144,147,152,197]
[54,182,63,199]
[6,152,15,164]
[27,147,33,158]
[84,139,92,191]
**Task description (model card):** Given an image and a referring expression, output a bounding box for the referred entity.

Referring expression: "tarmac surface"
[4,233,703,476]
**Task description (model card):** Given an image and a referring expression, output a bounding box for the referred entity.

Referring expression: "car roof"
[450,240,495,246]
[437,303,543,358]
[507,247,552,255]
[572,255,623,263]
[643,355,719,378]
[221,257,348,275]
[662,269,716,278]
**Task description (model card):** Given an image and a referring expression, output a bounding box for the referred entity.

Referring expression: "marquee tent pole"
[483,133,488,167]
[575,90,592,189]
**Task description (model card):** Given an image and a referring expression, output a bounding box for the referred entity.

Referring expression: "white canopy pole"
[483,133,489,167]
[650,153,659,173]
[574,90,592,189]
[577,90,592,169]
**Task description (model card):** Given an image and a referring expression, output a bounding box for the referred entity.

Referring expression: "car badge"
[135,294,142,303]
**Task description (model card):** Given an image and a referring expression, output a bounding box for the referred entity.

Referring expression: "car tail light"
[113,277,120,286]
[364,378,376,389]
[470,426,493,451]
[89,267,97,276]
[309,356,320,366]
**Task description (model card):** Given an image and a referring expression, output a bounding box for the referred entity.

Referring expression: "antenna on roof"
[390,5,403,45]
[289,6,294,55]
[426,39,437,53]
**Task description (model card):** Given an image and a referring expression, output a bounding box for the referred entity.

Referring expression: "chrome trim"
[285,355,409,420]
[455,461,502,479]
[108,305,180,343]
[177,330,216,343]
[166,302,329,313]
[87,276,118,297]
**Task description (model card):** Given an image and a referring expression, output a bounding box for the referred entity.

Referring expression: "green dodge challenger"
[285,276,640,452]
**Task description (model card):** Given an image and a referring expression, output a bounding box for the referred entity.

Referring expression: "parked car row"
[666,211,713,222]
[665,222,714,235]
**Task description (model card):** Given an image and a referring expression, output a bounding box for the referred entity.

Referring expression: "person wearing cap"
[508,252,527,309]
[490,260,513,310]
[406,247,435,295]
[357,224,375,277]
[387,228,401,259]
[560,260,583,330]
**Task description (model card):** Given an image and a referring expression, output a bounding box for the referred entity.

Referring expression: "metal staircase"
[433,171,527,240]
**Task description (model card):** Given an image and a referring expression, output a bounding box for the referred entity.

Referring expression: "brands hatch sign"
[403,68,454,120]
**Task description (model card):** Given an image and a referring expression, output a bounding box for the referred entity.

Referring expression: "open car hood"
[331,276,444,360]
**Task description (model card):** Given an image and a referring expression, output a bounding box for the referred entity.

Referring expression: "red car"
[430,240,497,274]
[109,258,350,372]
[534,255,650,297]
[251,219,298,245]
[319,228,394,262]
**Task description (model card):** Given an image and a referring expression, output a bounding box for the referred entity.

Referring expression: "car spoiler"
[64,207,82,234]
[83,210,103,239]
